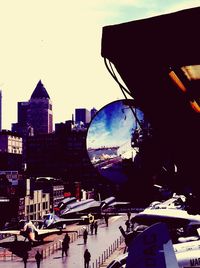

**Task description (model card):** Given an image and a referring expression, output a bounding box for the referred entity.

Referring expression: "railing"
[0,224,91,261]
[90,235,125,268]
[0,221,126,264]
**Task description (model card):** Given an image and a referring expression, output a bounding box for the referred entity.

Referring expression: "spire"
[30,80,50,99]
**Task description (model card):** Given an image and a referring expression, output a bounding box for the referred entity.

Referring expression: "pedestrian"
[35,250,42,268]
[64,232,70,246]
[125,219,131,232]
[84,248,91,268]
[127,211,131,220]
[83,228,88,244]
[22,251,28,268]
[94,220,98,234]
[62,234,70,257]
[90,221,94,235]
[104,213,109,227]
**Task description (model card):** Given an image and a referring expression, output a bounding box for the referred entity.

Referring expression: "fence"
[0,221,125,265]
[90,235,125,268]
[0,223,91,261]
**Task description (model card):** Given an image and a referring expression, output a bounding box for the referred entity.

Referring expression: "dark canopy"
[101,7,200,197]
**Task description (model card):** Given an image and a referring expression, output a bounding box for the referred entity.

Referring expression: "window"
[30,204,33,213]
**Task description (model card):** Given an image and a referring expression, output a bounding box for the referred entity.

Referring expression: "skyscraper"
[90,107,98,120]
[12,80,53,136]
[28,80,53,135]
[75,108,91,126]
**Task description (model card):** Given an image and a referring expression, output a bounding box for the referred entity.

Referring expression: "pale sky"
[0,0,199,130]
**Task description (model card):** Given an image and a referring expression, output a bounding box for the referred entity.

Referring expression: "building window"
[30,204,33,213]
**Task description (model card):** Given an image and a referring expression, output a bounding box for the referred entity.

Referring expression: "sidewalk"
[0,214,128,268]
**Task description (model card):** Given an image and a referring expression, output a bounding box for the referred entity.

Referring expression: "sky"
[0,0,199,130]
[87,99,139,149]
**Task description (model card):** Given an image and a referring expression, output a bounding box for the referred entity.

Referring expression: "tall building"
[12,80,53,135]
[90,107,98,120]
[12,102,31,136]
[75,108,91,126]
[0,90,2,131]
[28,80,53,135]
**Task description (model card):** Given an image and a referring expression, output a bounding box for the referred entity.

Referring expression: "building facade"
[90,107,98,120]
[26,121,100,192]
[25,189,50,220]
[0,130,23,171]
[75,108,91,126]
[12,80,53,136]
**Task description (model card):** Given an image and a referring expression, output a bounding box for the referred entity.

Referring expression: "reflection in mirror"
[86,99,152,184]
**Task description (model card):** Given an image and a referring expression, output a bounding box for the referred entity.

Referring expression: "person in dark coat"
[22,251,28,268]
[90,221,94,235]
[83,228,88,244]
[64,233,70,246]
[104,213,109,227]
[35,250,42,268]
[94,220,98,234]
[127,211,131,220]
[125,219,131,232]
[62,233,70,257]
[84,248,91,268]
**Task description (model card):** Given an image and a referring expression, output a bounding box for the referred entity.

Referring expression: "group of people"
[22,250,42,268]
[83,218,99,244]
[90,220,98,235]
[22,214,110,268]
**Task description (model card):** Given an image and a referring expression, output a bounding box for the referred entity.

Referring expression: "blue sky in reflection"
[87,100,143,149]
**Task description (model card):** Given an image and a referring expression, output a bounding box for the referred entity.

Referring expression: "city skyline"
[0,1,199,130]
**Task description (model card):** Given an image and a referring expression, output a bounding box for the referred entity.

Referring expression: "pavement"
[0,214,129,268]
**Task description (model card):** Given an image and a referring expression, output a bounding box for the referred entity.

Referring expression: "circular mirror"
[86,99,148,184]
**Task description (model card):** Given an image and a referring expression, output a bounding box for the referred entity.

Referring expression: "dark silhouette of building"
[26,121,99,191]
[90,107,98,120]
[34,177,64,210]
[0,174,14,228]
[28,80,53,135]
[12,80,53,136]
[75,108,91,126]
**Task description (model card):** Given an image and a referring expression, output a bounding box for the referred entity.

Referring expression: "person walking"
[90,221,94,235]
[64,233,70,246]
[104,213,109,227]
[62,234,70,257]
[83,228,88,244]
[84,248,91,268]
[127,211,131,221]
[35,250,42,268]
[22,251,28,268]
[94,220,98,234]
[125,219,131,233]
